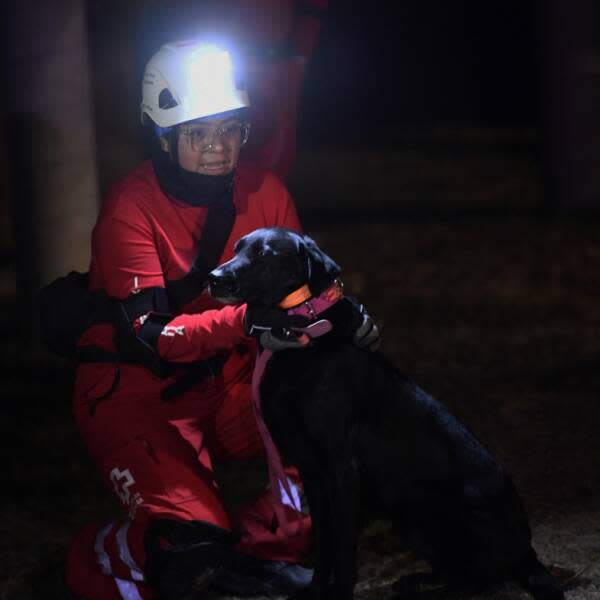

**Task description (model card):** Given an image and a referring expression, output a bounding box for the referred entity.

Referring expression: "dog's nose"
[208,271,237,292]
[207,270,222,286]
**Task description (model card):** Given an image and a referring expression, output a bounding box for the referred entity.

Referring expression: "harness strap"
[111,300,169,378]
[76,346,226,403]
[81,285,172,328]
[76,188,236,391]
[121,286,171,320]
[166,195,236,310]
[161,355,226,402]
[138,313,173,350]
[78,282,227,400]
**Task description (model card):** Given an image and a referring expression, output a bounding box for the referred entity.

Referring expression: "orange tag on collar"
[278,284,312,309]
[278,280,344,310]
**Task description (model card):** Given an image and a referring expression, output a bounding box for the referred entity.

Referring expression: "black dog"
[208,227,564,600]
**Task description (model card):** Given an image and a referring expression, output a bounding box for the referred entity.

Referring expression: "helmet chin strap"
[168,127,180,165]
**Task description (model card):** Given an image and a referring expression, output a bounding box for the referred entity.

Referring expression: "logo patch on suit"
[110,467,144,518]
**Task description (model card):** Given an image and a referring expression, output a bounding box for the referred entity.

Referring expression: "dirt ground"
[2,216,600,599]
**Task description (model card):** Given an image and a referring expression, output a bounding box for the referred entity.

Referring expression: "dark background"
[2,1,600,598]
[300,1,540,140]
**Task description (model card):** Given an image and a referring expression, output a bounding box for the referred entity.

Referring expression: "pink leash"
[252,308,337,535]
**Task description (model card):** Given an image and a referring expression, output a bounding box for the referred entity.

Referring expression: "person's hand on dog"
[244,305,312,351]
[322,297,381,352]
[348,298,381,351]
[244,300,380,352]
[353,304,381,351]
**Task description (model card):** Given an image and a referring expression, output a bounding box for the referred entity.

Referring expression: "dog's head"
[208,227,341,307]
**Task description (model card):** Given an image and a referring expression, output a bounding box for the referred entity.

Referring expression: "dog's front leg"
[331,457,360,600]
[288,475,334,600]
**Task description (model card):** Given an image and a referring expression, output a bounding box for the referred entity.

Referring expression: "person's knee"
[144,519,239,600]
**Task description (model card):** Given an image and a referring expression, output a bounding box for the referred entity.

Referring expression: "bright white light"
[188,45,233,92]
[179,43,244,117]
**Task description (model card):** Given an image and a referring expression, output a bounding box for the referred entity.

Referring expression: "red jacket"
[79,160,301,372]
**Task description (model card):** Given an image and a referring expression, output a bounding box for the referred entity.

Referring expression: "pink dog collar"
[283,279,344,317]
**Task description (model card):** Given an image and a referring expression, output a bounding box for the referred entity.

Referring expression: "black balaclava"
[150,126,235,207]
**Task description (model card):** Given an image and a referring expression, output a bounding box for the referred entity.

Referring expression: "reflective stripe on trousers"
[94,521,145,600]
[116,521,145,582]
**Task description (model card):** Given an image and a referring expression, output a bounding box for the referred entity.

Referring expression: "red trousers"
[65,355,311,600]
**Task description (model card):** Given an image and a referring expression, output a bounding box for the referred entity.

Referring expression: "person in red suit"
[65,39,379,600]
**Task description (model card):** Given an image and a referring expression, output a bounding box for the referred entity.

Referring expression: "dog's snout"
[208,269,238,294]
[207,271,223,287]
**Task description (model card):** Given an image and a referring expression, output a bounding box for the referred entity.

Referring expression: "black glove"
[244,306,312,351]
[352,302,381,351]
[319,297,381,352]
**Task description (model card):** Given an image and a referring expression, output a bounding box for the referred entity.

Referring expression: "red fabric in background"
[236,0,329,180]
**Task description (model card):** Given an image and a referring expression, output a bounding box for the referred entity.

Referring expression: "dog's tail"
[512,550,565,600]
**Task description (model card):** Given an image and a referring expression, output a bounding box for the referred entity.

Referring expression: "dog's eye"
[258,249,277,260]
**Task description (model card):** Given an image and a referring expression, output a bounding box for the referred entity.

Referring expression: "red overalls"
[65,161,311,600]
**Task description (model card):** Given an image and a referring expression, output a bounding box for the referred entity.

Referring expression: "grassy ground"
[2,215,600,599]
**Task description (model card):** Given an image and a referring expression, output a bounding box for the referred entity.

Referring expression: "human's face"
[161,115,246,175]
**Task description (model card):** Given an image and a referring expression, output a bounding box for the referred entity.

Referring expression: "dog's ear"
[301,235,341,295]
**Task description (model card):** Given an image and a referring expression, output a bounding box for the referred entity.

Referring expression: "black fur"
[209,228,564,600]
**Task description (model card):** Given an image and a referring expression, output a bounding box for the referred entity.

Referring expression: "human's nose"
[203,127,226,152]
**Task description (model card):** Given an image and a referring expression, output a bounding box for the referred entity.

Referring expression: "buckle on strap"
[121,286,171,321]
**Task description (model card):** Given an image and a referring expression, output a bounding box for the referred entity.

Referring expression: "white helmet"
[141,39,250,128]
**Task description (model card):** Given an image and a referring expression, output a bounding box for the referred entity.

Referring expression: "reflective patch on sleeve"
[161,325,185,337]
[279,476,302,512]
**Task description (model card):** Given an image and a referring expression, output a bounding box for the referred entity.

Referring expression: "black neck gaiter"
[150,129,235,207]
